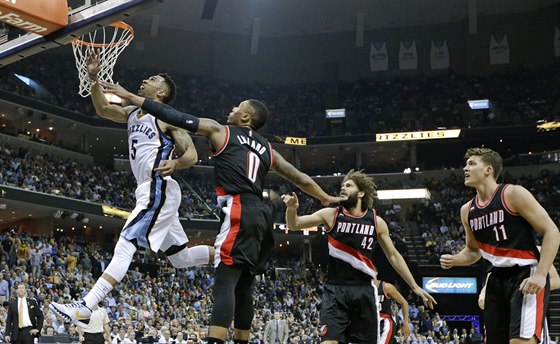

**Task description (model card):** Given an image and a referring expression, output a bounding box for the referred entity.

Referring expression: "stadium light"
[467,99,490,110]
[325,108,346,118]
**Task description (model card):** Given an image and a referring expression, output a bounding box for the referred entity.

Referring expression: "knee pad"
[167,246,209,269]
[103,238,137,282]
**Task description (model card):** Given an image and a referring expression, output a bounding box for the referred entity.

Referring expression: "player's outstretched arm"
[385,282,411,338]
[505,185,560,295]
[272,150,346,206]
[377,216,437,309]
[87,53,130,123]
[440,202,481,269]
[98,81,226,146]
[282,192,336,230]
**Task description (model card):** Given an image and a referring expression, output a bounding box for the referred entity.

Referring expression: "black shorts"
[379,313,395,344]
[485,265,550,343]
[215,193,274,274]
[320,282,378,344]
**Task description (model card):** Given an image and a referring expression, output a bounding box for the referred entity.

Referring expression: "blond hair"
[464,147,503,180]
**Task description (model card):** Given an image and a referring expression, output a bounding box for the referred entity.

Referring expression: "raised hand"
[87,50,101,75]
[282,192,299,209]
[99,81,133,99]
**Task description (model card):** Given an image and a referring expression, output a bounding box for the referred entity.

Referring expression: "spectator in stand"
[0,271,9,303]
[112,328,127,344]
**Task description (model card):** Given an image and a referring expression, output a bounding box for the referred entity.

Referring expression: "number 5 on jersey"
[130,139,138,160]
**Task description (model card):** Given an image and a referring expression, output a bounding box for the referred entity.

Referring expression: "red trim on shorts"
[475,184,501,209]
[501,184,520,216]
[212,126,230,156]
[477,241,537,260]
[215,187,227,196]
[380,314,394,344]
[534,287,545,341]
[328,235,375,271]
[220,194,241,265]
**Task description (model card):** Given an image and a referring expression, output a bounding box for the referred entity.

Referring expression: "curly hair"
[464,147,503,180]
[343,169,378,211]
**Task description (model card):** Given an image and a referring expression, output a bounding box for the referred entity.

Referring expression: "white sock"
[83,238,136,308]
[83,278,112,309]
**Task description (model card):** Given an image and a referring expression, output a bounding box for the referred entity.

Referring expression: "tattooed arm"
[271,150,344,206]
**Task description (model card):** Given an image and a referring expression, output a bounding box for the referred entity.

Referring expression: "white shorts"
[121,177,188,252]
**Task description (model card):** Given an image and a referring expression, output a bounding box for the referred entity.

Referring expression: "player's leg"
[319,284,351,344]
[208,263,244,344]
[484,273,509,343]
[232,269,255,341]
[509,267,550,344]
[50,179,163,327]
[49,236,136,327]
[347,284,378,344]
[161,218,214,268]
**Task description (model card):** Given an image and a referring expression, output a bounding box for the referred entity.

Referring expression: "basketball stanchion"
[72,21,134,97]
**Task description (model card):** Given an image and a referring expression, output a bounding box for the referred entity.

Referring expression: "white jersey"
[127,108,174,185]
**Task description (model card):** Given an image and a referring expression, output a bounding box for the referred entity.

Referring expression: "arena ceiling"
[128,0,560,37]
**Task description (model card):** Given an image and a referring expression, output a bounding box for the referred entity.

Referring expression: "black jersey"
[377,281,393,316]
[213,125,273,197]
[326,206,378,284]
[467,184,539,268]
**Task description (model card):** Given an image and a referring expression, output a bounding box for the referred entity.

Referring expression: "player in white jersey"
[50,53,214,328]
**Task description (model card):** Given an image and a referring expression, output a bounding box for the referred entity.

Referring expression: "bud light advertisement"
[422,277,477,294]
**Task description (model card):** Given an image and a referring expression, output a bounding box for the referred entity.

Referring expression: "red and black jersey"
[326,206,378,284]
[377,281,393,316]
[467,183,539,269]
[213,125,274,197]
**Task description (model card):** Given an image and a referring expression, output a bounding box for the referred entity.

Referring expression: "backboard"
[0,0,163,67]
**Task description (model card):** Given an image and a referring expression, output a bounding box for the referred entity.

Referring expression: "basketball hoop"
[72,21,134,97]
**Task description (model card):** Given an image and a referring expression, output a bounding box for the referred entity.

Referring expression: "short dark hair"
[464,147,503,180]
[158,73,177,104]
[247,99,270,131]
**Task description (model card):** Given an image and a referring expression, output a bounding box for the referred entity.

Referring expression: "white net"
[72,21,134,97]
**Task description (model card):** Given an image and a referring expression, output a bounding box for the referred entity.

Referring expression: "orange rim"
[72,21,134,48]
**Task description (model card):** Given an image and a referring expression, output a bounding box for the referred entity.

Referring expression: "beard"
[340,191,359,210]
